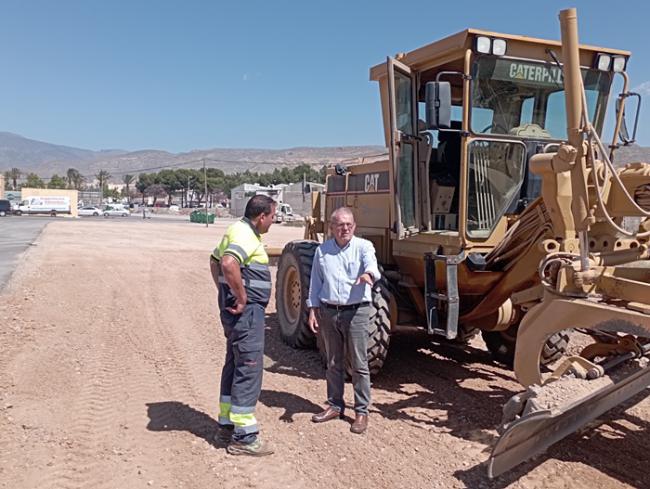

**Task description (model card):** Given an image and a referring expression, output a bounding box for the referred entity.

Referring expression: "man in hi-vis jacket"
[210,195,276,456]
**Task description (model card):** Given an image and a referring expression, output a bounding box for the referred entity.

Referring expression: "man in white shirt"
[307,207,381,434]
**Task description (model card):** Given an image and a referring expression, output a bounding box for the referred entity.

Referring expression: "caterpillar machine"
[276,7,650,477]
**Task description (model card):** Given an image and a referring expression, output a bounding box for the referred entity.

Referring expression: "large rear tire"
[366,280,391,374]
[482,325,569,367]
[315,279,392,376]
[276,240,319,349]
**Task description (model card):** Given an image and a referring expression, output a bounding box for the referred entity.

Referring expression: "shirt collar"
[242,217,261,238]
[333,236,354,251]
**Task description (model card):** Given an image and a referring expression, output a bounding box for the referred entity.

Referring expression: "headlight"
[474,36,507,56]
[492,39,507,56]
[476,36,491,54]
[612,56,626,73]
[596,53,611,71]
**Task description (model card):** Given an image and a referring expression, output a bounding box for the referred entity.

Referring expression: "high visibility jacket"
[212,218,271,307]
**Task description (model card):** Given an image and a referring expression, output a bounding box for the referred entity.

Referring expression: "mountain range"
[0,132,386,181]
[1,131,649,183]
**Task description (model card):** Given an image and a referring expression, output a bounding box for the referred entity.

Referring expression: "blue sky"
[1,0,649,152]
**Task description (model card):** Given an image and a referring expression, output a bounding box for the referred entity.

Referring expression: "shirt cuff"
[306,298,320,308]
[365,269,381,282]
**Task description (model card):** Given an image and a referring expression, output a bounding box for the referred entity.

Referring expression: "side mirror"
[425,81,451,130]
[616,91,641,145]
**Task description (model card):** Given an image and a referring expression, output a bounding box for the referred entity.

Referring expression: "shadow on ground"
[263,310,650,488]
[259,389,323,422]
[264,312,324,381]
[145,401,223,447]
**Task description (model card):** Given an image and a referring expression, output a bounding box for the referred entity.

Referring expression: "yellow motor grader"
[276,7,650,476]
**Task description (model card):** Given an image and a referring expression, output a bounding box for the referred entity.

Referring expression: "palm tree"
[95,170,112,198]
[72,172,86,190]
[122,174,135,203]
[7,168,21,190]
[66,168,80,189]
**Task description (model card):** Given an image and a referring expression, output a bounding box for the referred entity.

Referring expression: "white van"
[16,196,71,216]
[274,202,296,223]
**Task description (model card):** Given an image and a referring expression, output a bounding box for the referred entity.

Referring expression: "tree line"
[3,164,325,206]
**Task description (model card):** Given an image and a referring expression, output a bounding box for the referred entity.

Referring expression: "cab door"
[387,57,420,238]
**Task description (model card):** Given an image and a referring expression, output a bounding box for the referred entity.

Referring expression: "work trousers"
[319,304,371,415]
[219,303,266,444]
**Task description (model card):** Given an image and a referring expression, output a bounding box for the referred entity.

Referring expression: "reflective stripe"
[226,243,249,262]
[247,262,270,271]
[220,395,232,403]
[219,400,232,420]
[230,404,256,414]
[248,279,272,290]
[230,412,258,431]
[218,276,271,290]
[218,416,233,426]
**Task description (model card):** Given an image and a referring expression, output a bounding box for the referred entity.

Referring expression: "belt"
[322,301,370,311]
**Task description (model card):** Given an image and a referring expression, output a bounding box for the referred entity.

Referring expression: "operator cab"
[371,29,628,245]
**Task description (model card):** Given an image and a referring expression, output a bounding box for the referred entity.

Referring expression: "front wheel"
[0,210,5,217]
[50,210,57,217]
[366,280,392,374]
[482,325,569,367]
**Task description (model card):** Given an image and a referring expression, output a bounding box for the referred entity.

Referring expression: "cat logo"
[364,173,380,192]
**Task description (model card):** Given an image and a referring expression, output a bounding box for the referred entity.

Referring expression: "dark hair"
[245,195,276,219]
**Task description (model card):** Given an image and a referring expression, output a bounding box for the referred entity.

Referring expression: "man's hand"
[308,308,319,334]
[226,296,246,315]
[354,272,374,286]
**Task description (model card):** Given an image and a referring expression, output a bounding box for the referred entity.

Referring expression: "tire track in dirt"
[34,265,163,489]
[130,255,306,488]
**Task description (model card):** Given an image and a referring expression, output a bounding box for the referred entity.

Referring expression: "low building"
[230,184,284,217]
[281,181,325,218]
[229,181,323,218]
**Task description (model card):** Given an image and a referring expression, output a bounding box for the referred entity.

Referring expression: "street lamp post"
[203,159,208,228]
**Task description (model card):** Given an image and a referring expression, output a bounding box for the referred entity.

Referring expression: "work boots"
[226,438,274,457]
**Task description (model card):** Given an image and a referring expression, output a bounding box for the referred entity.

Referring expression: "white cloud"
[242,74,249,82]
[633,81,650,96]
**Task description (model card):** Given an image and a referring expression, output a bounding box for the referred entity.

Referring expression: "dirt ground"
[0,219,648,489]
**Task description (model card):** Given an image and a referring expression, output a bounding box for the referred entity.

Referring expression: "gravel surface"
[0,219,649,488]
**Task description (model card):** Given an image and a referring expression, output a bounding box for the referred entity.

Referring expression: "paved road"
[0,217,50,291]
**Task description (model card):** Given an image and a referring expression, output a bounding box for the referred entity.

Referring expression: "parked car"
[0,199,11,217]
[78,206,102,217]
[103,206,130,217]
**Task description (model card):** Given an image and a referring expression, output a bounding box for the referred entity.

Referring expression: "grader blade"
[488,359,650,478]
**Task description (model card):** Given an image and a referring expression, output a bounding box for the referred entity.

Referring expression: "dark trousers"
[219,303,265,443]
[319,304,371,415]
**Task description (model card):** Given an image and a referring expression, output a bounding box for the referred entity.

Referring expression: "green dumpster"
[190,210,215,224]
